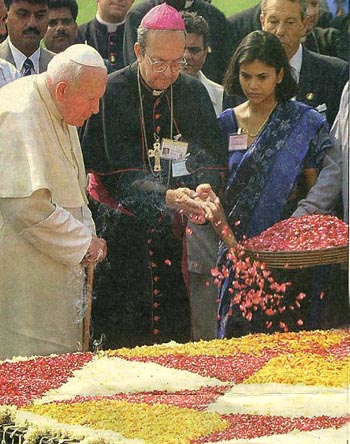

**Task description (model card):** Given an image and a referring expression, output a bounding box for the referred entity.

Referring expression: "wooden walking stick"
[83,263,94,352]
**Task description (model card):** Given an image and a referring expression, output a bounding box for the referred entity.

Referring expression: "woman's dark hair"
[223,30,298,102]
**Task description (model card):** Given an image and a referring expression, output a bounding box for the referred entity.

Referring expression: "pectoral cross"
[148,140,161,172]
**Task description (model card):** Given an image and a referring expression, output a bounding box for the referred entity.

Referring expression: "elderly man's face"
[6,0,49,56]
[135,30,186,91]
[43,7,77,53]
[260,0,309,59]
[97,0,134,23]
[0,0,7,42]
[57,67,107,127]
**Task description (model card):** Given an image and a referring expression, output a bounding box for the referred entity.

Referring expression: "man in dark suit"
[123,0,232,84]
[303,0,344,58]
[0,0,54,74]
[260,0,348,126]
[76,0,134,72]
[229,0,333,53]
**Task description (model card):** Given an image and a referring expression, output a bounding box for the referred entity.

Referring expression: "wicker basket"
[245,245,349,269]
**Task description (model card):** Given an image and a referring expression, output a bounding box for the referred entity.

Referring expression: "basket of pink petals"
[243,215,349,269]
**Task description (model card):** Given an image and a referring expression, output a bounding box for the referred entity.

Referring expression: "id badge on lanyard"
[160,137,191,177]
[229,133,248,151]
[161,138,188,160]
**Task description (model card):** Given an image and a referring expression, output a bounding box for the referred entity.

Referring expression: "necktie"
[336,0,344,16]
[23,58,34,76]
[291,66,299,83]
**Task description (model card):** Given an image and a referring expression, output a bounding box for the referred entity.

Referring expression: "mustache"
[54,31,69,38]
[23,27,40,35]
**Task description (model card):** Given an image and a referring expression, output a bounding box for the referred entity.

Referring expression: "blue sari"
[217,100,332,338]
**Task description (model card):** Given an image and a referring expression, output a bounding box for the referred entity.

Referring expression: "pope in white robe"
[0,44,107,359]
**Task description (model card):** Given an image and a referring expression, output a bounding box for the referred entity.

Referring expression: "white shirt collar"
[288,44,303,83]
[95,12,125,33]
[8,38,41,75]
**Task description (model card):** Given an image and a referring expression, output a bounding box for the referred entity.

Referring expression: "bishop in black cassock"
[81,4,227,350]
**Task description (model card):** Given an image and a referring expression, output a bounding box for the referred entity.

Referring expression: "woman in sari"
[199,30,333,338]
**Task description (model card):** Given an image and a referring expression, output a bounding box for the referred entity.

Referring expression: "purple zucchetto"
[140,3,185,31]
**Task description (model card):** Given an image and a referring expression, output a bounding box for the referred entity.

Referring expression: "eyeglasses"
[145,54,187,73]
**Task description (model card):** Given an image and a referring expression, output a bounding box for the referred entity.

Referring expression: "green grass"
[211,0,258,17]
[76,0,258,25]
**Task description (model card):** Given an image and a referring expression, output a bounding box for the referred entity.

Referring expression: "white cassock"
[0,74,95,359]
